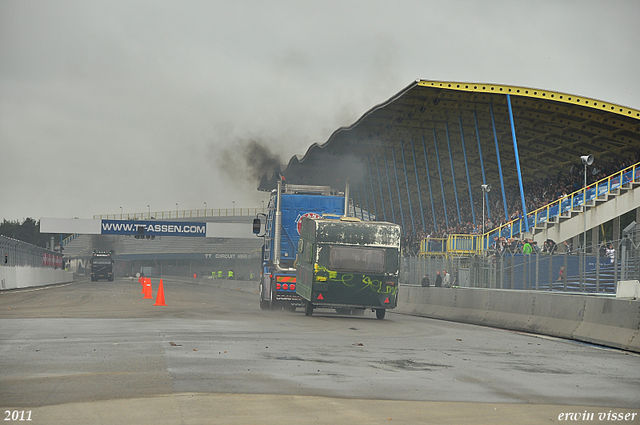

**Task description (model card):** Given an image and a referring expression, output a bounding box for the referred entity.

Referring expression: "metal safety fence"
[93,207,267,221]
[0,235,63,269]
[403,227,639,294]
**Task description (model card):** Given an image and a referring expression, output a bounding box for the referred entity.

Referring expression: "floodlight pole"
[482,189,486,249]
[581,154,593,291]
[583,160,588,290]
[481,184,490,251]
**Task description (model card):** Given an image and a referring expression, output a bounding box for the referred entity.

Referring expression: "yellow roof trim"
[416,80,640,120]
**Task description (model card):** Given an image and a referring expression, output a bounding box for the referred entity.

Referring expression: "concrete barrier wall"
[0,266,74,290]
[617,280,640,299]
[169,276,640,353]
[396,286,640,353]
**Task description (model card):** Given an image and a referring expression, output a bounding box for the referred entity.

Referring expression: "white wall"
[0,266,73,290]
[397,286,640,353]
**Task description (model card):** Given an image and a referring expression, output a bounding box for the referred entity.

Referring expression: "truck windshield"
[328,246,385,273]
[92,259,111,265]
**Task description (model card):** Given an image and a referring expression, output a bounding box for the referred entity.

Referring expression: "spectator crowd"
[398,154,639,255]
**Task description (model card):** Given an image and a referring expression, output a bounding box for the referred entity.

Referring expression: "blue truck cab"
[253,180,346,310]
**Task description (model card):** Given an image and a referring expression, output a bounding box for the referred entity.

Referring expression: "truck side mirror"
[252,218,261,234]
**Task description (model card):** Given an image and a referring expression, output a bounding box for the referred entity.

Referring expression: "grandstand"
[261,80,640,293]
[265,80,640,239]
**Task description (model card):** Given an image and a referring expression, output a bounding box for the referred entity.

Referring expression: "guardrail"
[483,161,640,251]
[420,162,640,256]
[93,207,267,221]
[419,238,447,256]
[0,235,63,268]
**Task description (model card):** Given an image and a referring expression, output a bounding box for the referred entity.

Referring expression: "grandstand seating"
[439,163,640,255]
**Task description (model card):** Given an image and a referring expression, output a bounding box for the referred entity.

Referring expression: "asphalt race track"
[1,279,639,425]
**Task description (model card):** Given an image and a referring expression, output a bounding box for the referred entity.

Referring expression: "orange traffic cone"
[153,279,167,306]
[143,278,153,299]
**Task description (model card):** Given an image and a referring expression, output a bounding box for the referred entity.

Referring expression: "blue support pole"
[391,146,406,232]
[506,94,529,232]
[490,102,509,222]
[411,139,426,232]
[433,129,449,229]
[384,152,396,224]
[474,110,491,219]
[401,141,416,234]
[362,180,370,221]
[374,154,387,221]
[422,135,438,233]
[350,188,356,217]
[459,117,476,225]
[445,122,462,223]
[367,156,378,220]
[356,185,364,220]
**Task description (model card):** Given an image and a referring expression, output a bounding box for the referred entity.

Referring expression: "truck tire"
[259,282,272,310]
[305,301,314,317]
[375,308,386,320]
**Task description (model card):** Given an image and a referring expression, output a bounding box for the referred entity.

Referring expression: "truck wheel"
[375,309,386,320]
[259,300,271,310]
[305,301,314,317]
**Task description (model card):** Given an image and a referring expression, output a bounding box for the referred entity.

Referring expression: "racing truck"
[90,251,114,282]
[253,178,347,310]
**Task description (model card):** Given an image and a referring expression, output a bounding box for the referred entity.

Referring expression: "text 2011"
[4,411,32,421]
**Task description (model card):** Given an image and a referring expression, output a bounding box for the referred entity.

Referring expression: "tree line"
[0,218,68,249]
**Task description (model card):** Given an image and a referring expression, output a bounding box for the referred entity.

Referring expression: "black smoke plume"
[214,139,284,186]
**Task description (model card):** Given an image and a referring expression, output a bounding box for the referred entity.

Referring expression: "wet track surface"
[1,279,639,424]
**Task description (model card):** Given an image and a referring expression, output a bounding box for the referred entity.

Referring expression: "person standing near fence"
[443,270,451,288]
[421,274,430,287]
[435,271,442,287]
[523,240,532,255]
[557,266,565,282]
[606,244,616,264]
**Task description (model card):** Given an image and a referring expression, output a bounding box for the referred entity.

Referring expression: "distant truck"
[253,179,347,310]
[295,216,402,319]
[90,251,114,282]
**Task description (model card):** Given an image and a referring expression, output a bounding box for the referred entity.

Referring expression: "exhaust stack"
[344,178,350,217]
[273,178,296,273]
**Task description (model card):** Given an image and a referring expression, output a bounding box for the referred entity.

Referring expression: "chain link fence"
[402,224,640,293]
[0,235,63,269]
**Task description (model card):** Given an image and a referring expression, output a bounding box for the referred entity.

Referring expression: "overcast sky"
[1,0,638,221]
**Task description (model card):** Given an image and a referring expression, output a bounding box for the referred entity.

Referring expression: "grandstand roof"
[260,79,640,229]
